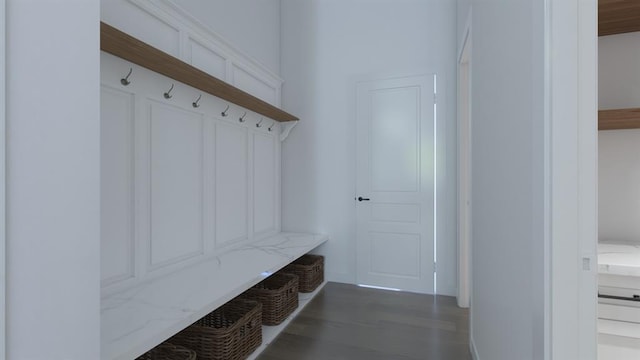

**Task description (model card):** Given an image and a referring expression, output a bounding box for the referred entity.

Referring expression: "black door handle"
[357,197,370,202]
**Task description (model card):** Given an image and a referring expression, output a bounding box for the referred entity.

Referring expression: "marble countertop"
[599,242,640,277]
[101,232,328,360]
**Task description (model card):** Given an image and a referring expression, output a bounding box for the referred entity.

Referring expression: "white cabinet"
[215,122,249,247]
[253,133,278,235]
[148,102,205,268]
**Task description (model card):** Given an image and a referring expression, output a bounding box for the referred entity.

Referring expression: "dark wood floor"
[257,282,471,360]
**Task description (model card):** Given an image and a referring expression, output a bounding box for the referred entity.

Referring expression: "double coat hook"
[221,105,230,117]
[121,68,133,86]
[239,112,247,123]
[164,84,174,99]
[192,94,202,108]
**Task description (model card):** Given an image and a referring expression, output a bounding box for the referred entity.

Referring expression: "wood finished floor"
[257,282,471,360]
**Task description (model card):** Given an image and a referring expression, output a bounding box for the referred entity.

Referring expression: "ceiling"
[600,0,640,36]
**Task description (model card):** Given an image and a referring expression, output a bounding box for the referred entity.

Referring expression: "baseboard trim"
[326,271,355,285]
[470,333,480,360]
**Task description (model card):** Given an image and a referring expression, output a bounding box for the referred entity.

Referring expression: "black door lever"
[357,197,370,202]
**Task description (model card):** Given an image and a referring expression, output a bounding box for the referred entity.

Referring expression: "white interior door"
[356,74,435,294]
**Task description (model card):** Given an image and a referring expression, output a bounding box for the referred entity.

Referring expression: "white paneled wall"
[149,102,205,268]
[253,133,278,235]
[101,0,282,106]
[100,52,281,294]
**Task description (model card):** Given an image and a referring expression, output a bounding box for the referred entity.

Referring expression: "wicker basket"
[136,343,197,360]
[283,254,324,293]
[243,273,299,325]
[169,298,262,360]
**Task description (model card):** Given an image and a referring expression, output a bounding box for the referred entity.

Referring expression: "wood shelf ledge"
[599,0,640,36]
[100,22,298,122]
[599,108,640,130]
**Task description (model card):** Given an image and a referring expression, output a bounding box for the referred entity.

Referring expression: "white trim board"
[0,0,6,356]
[101,0,283,107]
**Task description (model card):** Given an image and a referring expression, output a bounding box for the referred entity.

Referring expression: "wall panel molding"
[100,85,136,287]
[232,63,279,106]
[101,0,181,57]
[100,52,281,294]
[148,101,205,270]
[215,122,249,248]
[253,132,278,236]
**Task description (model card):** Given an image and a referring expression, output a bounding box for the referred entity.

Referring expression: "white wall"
[457,0,546,359]
[598,33,640,244]
[0,0,5,357]
[280,0,458,295]
[170,0,281,76]
[6,0,101,359]
[599,32,640,110]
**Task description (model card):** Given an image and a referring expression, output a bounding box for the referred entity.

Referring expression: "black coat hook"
[268,121,276,132]
[221,105,230,117]
[164,84,174,99]
[239,112,247,123]
[121,68,132,86]
[256,118,264,128]
[192,94,202,108]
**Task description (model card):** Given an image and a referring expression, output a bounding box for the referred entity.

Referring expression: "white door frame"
[0,0,6,356]
[547,0,598,359]
[457,18,471,310]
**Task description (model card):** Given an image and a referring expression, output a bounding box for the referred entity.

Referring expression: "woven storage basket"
[283,254,324,293]
[169,298,262,360]
[243,273,299,326]
[136,343,197,360]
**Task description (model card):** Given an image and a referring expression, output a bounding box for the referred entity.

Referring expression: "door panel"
[356,75,435,294]
[370,232,421,277]
[253,133,277,235]
[370,87,420,193]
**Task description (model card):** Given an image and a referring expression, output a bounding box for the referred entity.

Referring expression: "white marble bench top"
[101,232,328,360]
[599,242,640,277]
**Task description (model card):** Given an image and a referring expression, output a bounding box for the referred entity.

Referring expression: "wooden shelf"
[599,0,640,36]
[100,22,298,122]
[599,108,640,130]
